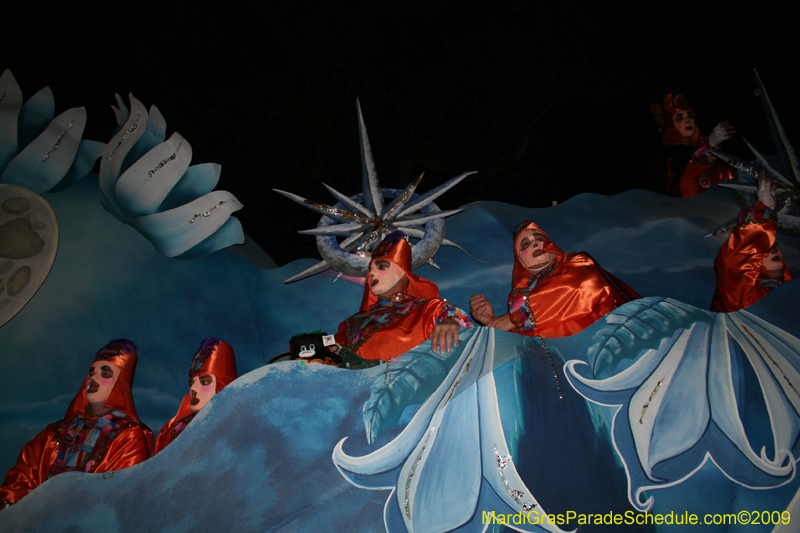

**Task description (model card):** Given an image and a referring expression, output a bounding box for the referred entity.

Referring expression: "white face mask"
[85,361,120,406]
[673,110,696,139]
[516,229,554,272]
[765,245,786,280]
[189,374,217,413]
[369,259,405,295]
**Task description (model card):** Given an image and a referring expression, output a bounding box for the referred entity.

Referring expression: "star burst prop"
[274,100,476,283]
[709,70,800,235]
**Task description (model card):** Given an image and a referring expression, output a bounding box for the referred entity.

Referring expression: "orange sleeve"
[154,424,172,455]
[333,319,347,348]
[711,220,775,313]
[519,255,624,338]
[97,425,151,473]
[0,424,59,505]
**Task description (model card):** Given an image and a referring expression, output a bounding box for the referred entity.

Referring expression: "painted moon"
[0,184,58,327]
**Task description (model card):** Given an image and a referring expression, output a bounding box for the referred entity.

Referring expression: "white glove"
[709,121,735,147]
[757,172,777,210]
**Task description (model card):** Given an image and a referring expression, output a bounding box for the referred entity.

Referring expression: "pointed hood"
[511,221,566,290]
[65,339,140,421]
[359,231,439,311]
[171,338,238,423]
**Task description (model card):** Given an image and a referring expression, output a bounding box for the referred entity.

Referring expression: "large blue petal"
[110,93,129,134]
[635,323,711,476]
[174,216,245,259]
[99,94,148,222]
[0,107,87,194]
[158,162,221,212]
[115,132,191,216]
[49,140,106,193]
[120,104,167,174]
[404,385,482,531]
[565,302,800,512]
[336,330,570,533]
[18,86,54,150]
[334,333,482,484]
[0,69,23,174]
[363,340,462,444]
[133,190,243,257]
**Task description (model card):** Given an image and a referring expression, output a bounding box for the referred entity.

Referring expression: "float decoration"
[0,69,104,195]
[566,297,799,511]
[98,93,244,259]
[275,99,477,283]
[709,70,800,235]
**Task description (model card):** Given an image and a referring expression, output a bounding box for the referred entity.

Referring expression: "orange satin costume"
[508,221,641,338]
[711,203,793,313]
[155,339,237,454]
[0,340,151,506]
[659,93,734,197]
[334,232,472,361]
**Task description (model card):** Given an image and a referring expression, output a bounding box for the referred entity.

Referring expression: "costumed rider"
[656,91,736,197]
[711,172,793,312]
[470,221,641,338]
[333,231,473,362]
[0,339,152,509]
[155,338,237,454]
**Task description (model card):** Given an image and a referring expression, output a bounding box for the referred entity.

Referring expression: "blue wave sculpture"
[0,69,104,194]
[98,93,244,258]
[566,297,799,511]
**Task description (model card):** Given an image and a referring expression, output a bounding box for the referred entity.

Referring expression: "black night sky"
[7,2,798,265]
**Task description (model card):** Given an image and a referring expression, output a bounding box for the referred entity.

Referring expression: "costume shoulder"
[712,209,779,312]
[562,252,594,265]
[566,252,641,302]
[155,413,193,454]
[0,421,61,505]
[97,414,152,471]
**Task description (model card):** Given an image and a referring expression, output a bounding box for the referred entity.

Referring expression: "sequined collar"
[377,292,412,304]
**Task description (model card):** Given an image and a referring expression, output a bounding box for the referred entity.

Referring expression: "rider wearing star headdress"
[334,231,473,361]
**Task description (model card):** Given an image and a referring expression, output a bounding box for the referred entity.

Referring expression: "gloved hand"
[709,121,735,147]
[757,171,777,210]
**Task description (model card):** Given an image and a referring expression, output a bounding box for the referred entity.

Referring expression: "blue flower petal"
[99,94,149,222]
[115,132,191,216]
[404,385,481,531]
[50,140,106,193]
[174,216,244,259]
[110,93,129,133]
[565,299,800,511]
[159,162,221,211]
[1,107,87,194]
[18,86,54,150]
[121,104,167,173]
[133,190,243,257]
[0,69,23,173]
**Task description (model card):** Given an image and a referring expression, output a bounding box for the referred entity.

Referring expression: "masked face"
[369,259,405,295]
[86,361,120,406]
[190,374,217,413]
[672,110,696,139]
[516,229,555,272]
[765,244,786,280]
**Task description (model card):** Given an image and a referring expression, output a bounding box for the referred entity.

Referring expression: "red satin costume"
[711,204,793,313]
[508,221,641,338]
[155,339,237,454]
[659,93,734,197]
[335,233,472,361]
[0,340,151,507]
